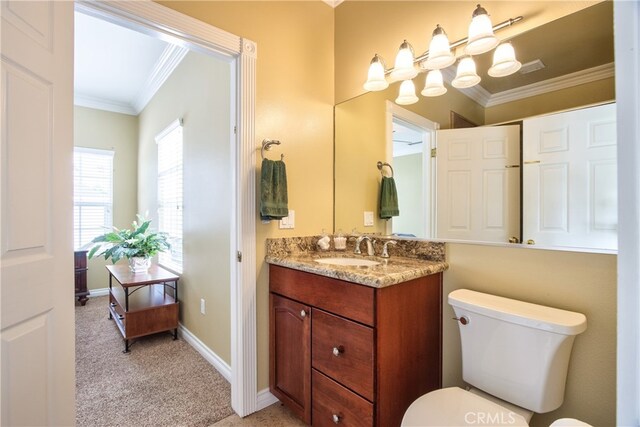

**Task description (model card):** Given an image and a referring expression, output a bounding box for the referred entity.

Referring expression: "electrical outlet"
[279,210,295,229]
[364,211,374,227]
[200,298,206,315]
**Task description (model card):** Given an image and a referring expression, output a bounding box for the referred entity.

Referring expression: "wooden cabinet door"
[270,293,311,424]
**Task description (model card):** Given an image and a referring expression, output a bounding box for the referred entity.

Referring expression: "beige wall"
[335,1,602,104]
[443,244,616,426]
[74,106,138,291]
[137,51,233,362]
[158,1,335,388]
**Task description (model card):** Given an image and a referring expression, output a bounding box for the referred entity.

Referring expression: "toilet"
[402,289,588,426]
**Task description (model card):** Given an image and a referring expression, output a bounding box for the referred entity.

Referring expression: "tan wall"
[485,77,615,124]
[73,106,138,291]
[158,1,335,389]
[335,1,602,104]
[138,52,233,363]
[443,244,616,426]
[335,85,483,235]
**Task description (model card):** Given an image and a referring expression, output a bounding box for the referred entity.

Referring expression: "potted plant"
[88,215,171,273]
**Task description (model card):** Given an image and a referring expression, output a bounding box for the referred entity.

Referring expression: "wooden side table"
[106,264,180,353]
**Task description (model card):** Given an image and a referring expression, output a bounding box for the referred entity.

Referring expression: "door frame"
[75,0,258,416]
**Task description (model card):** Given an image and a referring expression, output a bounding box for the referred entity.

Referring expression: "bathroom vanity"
[267,237,448,427]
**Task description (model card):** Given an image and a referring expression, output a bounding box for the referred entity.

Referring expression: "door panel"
[523,103,617,250]
[1,1,75,425]
[436,125,520,243]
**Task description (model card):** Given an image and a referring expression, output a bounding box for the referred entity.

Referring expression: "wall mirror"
[334,1,616,252]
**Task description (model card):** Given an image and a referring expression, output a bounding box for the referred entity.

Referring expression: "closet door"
[522,103,617,250]
[436,125,520,243]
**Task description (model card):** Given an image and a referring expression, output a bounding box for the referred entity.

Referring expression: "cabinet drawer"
[312,369,373,427]
[270,265,374,326]
[312,309,374,401]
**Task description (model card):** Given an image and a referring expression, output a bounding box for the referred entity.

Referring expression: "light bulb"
[421,70,447,97]
[395,79,419,105]
[390,40,418,81]
[452,57,481,88]
[363,54,389,91]
[488,43,522,77]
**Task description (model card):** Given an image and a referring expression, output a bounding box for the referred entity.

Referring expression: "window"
[156,119,183,272]
[74,147,114,250]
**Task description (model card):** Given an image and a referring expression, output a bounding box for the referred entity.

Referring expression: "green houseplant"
[88,215,171,273]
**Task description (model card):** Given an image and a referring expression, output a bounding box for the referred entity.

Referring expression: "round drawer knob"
[332,414,340,424]
[300,310,307,318]
[332,346,344,357]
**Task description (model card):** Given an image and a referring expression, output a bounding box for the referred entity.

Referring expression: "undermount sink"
[315,257,381,267]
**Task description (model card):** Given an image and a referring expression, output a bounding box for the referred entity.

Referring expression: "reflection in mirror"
[334,1,616,252]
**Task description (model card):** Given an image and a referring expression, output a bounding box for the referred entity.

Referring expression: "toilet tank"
[448,289,587,413]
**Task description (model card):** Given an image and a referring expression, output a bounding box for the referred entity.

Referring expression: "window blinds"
[74,147,114,250]
[156,120,184,272]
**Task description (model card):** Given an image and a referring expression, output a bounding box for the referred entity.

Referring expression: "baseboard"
[179,323,232,383]
[256,388,279,411]
[88,287,109,297]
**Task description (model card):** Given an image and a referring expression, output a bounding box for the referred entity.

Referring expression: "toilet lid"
[402,387,529,427]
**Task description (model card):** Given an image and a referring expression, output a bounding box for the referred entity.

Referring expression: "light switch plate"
[364,211,374,227]
[279,210,295,229]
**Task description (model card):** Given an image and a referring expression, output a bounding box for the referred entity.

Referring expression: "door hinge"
[430,148,437,158]
[237,251,242,262]
[233,125,237,135]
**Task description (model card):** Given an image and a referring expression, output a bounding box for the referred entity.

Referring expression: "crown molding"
[74,92,137,115]
[441,67,492,107]
[484,62,615,107]
[322,0,344,8]
[131,43,189,114]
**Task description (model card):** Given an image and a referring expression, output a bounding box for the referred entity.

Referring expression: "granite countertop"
[265,236,449,288]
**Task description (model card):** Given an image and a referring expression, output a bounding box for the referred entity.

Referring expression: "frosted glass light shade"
[452,57,481,88]
[421,70,447,97]
[465,5,499,55]
[395,79,419,105]
[423,25,456,70]
[488,43,522,77]
[363,54,389,91]
[390,40,418,81]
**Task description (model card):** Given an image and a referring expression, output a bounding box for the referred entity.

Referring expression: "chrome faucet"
[354,236,375,256]
[381,240,398,258]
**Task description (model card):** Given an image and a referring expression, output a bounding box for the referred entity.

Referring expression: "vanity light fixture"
[488,42,522,77]
[395,79,419,105]
[390,40,419,81]
[362,4,523,105]
[422,70,447,97]
[465,4,499,55]
[452,56,481,88]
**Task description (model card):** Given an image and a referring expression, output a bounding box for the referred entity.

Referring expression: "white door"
[1,1,75,425]
[522,103,617,250]
[436,125,520,243]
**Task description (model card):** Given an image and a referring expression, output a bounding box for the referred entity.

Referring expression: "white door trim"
[75,0,258,416]
[614,0,640,424]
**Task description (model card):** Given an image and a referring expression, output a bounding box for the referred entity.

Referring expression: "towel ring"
[377,161,394,178]
[261,139,284,161]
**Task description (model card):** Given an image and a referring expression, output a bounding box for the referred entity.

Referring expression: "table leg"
[123,339,130,354]
[108,273,113,319]
[173,328,178,340]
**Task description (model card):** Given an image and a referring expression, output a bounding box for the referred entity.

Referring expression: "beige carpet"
[212,403,305,426]
[76,296,234,427]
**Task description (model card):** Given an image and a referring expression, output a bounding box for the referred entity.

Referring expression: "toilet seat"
[401,387,529,426]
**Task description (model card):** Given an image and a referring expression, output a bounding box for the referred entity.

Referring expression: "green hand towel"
[379,176,399,219]
[260,158,289,220]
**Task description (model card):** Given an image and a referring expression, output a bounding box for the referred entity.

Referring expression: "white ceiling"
[74,12,188,116]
